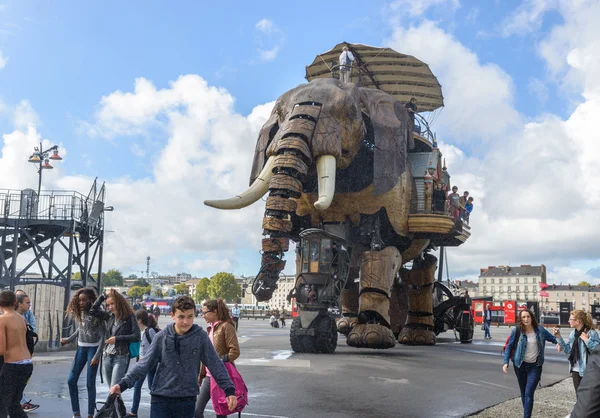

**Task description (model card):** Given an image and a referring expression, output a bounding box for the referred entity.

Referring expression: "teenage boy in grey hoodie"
[110,296,236,418]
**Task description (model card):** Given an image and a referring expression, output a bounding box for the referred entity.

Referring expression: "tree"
[103,269,124,287]
[208,272,241,302]
[195,277,211,303]
[173,283,189,296]
[72,272,82,280]
[133,279,150,287]
[128,274,138,279]
[152,288,163,298]
[577,281,592,287]
[128,286,151,299]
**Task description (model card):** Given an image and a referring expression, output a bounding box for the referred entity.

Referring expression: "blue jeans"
[484,320,491,338]
[68,346,100,416]
[102,354,130,387]
[514,362,542,418]
[151,396,196,418]
[130,367,156,414]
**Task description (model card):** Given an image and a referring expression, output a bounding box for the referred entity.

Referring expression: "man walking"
[484,304,492,340]
[14,291,39,413]
[0,290,34,418]
[231,303,240,331]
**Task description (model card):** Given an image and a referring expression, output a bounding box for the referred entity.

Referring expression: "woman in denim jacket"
[554,309,600,391]
[502,309,558,418]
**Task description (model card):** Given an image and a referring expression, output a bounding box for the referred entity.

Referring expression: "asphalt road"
[24,318,570,418]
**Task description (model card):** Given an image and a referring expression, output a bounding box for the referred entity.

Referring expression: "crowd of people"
[432,184,475,223]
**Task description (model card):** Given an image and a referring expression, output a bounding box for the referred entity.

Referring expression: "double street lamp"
[27,142,63,197]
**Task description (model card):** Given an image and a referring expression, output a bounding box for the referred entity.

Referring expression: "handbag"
[210,361,249,416]
[129,341,140,358]
[94,393,126,418]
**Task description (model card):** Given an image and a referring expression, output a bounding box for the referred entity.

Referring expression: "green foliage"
[577,281,592,287]
[128,274,138,279]
[173,283,189,296]
[208,272,241,302]
[72,272,82,280]
[194,277,211,303]
[128,286,151,299]
[132,279,150,287]
[103,269,124,287]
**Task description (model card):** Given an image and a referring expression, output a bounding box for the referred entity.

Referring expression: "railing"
[0,189,94,222]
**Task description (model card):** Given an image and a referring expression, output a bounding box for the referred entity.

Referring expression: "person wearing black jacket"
[570,345,600,417]
[90,289,140,387]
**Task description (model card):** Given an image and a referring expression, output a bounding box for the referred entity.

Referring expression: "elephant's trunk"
[254,102,333,301]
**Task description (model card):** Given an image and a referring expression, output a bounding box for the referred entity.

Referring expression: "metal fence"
[0,189,92,221]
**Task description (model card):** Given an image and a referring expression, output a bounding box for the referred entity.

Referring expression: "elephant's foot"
[346,323,396,349]
[398,325,436,346]
[337,315,358,336]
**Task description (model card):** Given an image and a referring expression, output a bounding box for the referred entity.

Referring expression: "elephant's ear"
[249,112,279,186]
[359,88,414,196]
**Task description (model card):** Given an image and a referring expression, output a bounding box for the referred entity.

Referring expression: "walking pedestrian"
[502,309,558,418]
[484,304,492,340]
[109,296,236,418]
[195,299,240,418]
[0,290,33,418]
[570,345,600,417]
[14,291,39,413]
[90,289,140,387]
[231,303,240,331]
[153,305,161,321]
[126,310,160,418]
[61,287,106,418]
[280,314,286,328]
[553,309,600,391]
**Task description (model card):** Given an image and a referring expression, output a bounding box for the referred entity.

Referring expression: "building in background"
[478,264,547,303]
[240,275,295,311]
[542,284,600,312]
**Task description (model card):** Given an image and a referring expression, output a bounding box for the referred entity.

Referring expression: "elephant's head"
[204,78,413,300]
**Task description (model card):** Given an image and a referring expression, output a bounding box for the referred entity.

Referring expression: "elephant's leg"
[337,283,359,336]
[347,247,401,349]
[398,253,436,346]
[389,277,408,338]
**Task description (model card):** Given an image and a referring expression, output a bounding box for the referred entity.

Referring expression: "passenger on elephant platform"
[448,186,461,221]
[464,197,474,224]
[405,97,417,127]
[459,191,469,217]
[432,182,446,212]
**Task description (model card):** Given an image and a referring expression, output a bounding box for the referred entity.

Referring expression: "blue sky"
[1,0,599,283]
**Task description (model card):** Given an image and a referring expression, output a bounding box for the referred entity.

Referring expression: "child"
[0,290,33,418]
[110,296,237,418]
[464,197,474,224]
[126,310,160,417]
[61,287,106,418]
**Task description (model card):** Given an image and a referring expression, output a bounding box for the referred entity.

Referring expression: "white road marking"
[478,380,515,391]
[272,350,293,360]
[235,358,310,368]
[369,376,410,384]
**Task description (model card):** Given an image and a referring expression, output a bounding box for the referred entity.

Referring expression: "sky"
[1,0,599,285]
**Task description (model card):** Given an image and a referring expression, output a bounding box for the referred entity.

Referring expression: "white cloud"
[13,100,40,129]
[387,0,460,18]
[500,0,558,37]
[386,20,521,143]
[0,50,7,69]
[547,267,597,286]
[255,18,275,33]
[186,257,232,272]
[254,18,285,62]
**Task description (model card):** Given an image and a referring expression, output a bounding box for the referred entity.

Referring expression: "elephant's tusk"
[314,155,336,211]
[204,156,275,210]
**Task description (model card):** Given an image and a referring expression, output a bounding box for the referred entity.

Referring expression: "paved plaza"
[23,318,575,418]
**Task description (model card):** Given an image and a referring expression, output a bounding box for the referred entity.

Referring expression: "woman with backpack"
[502,309,558,418]
[195,298,240,418]
[554,309,600,391]
[61,287,107,418]
[90,289,141,388]
[126,309,161,418]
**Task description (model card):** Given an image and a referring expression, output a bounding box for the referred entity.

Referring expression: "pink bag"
[210,362,249,416]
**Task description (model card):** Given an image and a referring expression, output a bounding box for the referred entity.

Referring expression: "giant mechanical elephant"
[206,78,444,351]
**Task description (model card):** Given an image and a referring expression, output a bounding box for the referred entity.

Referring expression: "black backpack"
[26,324,38,355]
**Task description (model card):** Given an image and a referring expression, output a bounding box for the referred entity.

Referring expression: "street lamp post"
[28,142,62,197]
